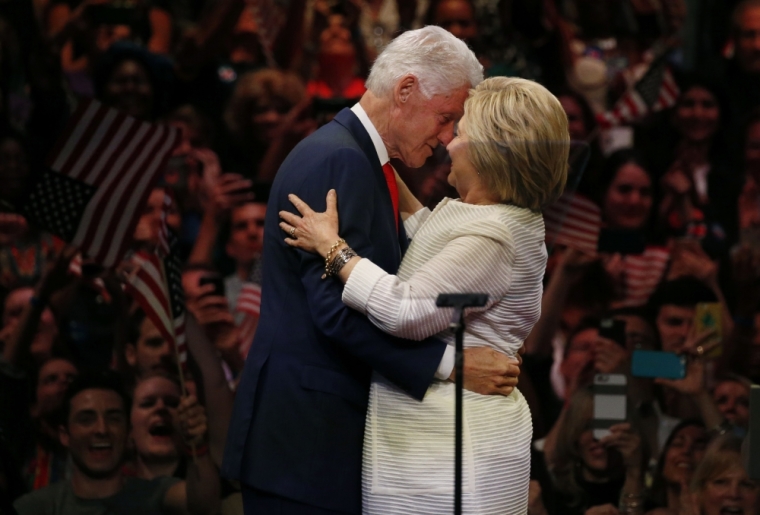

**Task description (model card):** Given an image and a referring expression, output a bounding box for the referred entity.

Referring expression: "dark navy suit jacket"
[221,109,448,513]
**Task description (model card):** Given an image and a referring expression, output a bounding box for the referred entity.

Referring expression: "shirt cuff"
[342,258,388,314]
[402,207,431,238]
[435,344,455,380]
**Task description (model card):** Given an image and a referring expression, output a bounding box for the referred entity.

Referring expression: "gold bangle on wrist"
[322,238,346,279]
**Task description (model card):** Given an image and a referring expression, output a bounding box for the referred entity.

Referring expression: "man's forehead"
[233,203,267,222]
[71,388,125,412]
[428,86,470,115]
[658,304,695,317]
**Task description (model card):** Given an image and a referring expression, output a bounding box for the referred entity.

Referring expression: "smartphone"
[592,373,627,440]
[631,350,686,379]
[599,318,626,348]
[199,276,225,297]
[597,228,646,255]
[694,302,722,358]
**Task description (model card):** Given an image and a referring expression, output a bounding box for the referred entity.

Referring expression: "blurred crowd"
[1,0,760,514]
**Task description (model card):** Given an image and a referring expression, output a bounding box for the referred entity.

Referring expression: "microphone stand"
[436,293,489,515]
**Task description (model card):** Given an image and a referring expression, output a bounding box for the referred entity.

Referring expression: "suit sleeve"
[286,148,447,400]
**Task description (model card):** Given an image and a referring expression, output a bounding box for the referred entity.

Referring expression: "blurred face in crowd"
[389,80,469,168]
[251,94,293,145]
[560,327,598,392]
[3,287,58,363]
[133,188,180,246]
[0,136,30,205]
[699,458,759,515]
[656,304,694,353]
[131,376,181,461]
[662,424,708,486]
[126,317,172,374]
[103,59,154,120]
[433,0,478,43]
[559,95,588,142]
[603,162,653,230]
[316,13,357,90]
[577,428,613,474]
[34,358,78,419]
[615,314,656,352]
[735,6,760,74]
[226,203,267,267]
[744,121,760,178]
[60,388,128,479]
[713,380,750,428]
[674,86,720,143]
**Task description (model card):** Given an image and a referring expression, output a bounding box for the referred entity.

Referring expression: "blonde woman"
[279,77,569,514]
[649,435,759,515]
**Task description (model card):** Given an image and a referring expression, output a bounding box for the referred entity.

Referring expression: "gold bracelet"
[322,238,346,279]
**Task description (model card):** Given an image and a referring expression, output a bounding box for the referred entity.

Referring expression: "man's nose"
[94,415,108,434]
[438,124,456,146]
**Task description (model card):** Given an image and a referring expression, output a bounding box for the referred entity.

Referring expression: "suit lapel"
[334,108,404,257]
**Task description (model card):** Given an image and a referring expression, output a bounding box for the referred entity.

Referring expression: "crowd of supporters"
[1,0,760,514]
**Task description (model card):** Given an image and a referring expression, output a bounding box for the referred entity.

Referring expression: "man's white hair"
[366,26,483,99]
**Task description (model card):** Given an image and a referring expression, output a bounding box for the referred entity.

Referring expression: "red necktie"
[382,162,399,232]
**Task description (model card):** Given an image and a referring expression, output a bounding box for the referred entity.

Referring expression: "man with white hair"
[222,26,521,514]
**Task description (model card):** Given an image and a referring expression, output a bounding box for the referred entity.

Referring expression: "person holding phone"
[550,387,646,515]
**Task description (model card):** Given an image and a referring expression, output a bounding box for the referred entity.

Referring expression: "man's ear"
[125,343,137,367]
[59,424,70,449]
[394,75,417,105]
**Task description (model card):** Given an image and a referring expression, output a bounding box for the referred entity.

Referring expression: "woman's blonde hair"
[690,435,755,494]
[462,77,569,210]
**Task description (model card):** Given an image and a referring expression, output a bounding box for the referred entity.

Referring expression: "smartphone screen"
[630,350,686,379]
[592,373,627,440]
[199,276,225,297]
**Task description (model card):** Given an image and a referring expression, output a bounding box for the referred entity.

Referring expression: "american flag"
[596,55,680,129]
[23,99,180,268]
[543,193,669,306]
[123,246,188,373]
[235,282,261,358]
[247,0,288,68]
[544,192,601,255]
[157,191,173,257]
[615,247,671,308]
